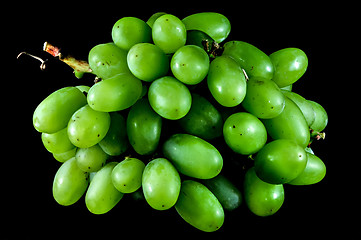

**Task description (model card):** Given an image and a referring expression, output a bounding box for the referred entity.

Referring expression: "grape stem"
[17,52,48,70]
[43,42,93,78]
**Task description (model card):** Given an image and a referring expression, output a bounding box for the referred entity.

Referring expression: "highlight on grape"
[27,12,328,232]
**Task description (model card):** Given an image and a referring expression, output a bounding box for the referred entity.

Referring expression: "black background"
[7,1,354,238]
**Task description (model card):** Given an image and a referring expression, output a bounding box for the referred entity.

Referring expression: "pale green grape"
[53,157,89,206]
[148,76,192,120]
[152,14,186,54]
[175,180,224,232]
[142,158,181,210]
[33,87,87,133]
[127,43,169,82]
[171,45,209,85]
[75,144,108,172]
[67,105,111,148]
[111,158,145,193]
[207,55,247,107]
[87,73,142,112]
[85,162,123,214]
[182,12,231,43]
[41,127,74,154]
[112,17,152,51]
[88,43,130,79]
[163,134,223,179]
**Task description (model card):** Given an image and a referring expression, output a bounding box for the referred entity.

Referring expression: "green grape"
[202,174,242,211]
[148,76,192,120]
[186,30,215,52]
[87,73,142,112]
[152,14,186,54]
[288,152,326,185]
[207,55,247,107]
[162,134,223,179]
[99,112,129,156]
[112,17,152,51]
[241,77,285,119]
[244,167,284,217]
[254,139,307,184]
[127,43,169,82]
[182,12,231,43]
[262,98,310,148]
[175,180,224,232]
[111,158,145,193]
[223,112,267,155]
[85,162,124,214]
[67,105,111,148]
[52,157,89,206]
[88,43,130,79]
[41,127,74,154]
[142,158,181,210]
[269,48,308,88]
[222,41,274,80]
[282,90,315,127]
[280,84,292,91]
[53,148,77,163]
[127,98,162,155]
[146,12,167,27]
[33,87,87,133]
[75,144,108,172]
[177,93,223,140]
[170,45,209,85]
[308,100,328,132]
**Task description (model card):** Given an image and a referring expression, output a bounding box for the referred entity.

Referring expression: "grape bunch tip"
[28,12,328,232]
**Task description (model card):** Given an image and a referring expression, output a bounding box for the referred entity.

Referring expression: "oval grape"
[162,134,223,179]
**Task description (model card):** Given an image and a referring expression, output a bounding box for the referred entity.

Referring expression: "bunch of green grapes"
[32,12,328,232]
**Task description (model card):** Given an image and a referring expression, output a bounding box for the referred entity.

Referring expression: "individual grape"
[85,162,124,214]
[175,180,224,232]
[262,98,310,148]
[182,12,231,43]
[202,174,242,211]
[222,41,274,80]
[244,167,284,217]
[75,85,90,93]
[152,14,186,54]
[99,112,129,156]
[53,148,77,163]
[148,76,192,120]
[282,90,316,127]
[127,98,162,155]
[146,12,167,27]
[111,158,145,193]
[67,105,111,148]
[127,43,169,82]
[170,45,209,85]
[142,158,181,210]
[88,43,130,79]
[177,93,223,140]
[52,157,89,206]
[75,144,108,172]
[33,87,87,133]
[207,55,247,107]
[112,17,152,51]
[308,100,328,132]
[288,152,326,185]
[223,112,267,155]
[162,134,223,179]
[41,127,74,154]
[241,77,285,119]
[269,48,308,88]
[254,139,307,184]
[87,73,142,112]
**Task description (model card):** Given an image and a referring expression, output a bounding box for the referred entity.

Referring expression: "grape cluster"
[33,12,328,232]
